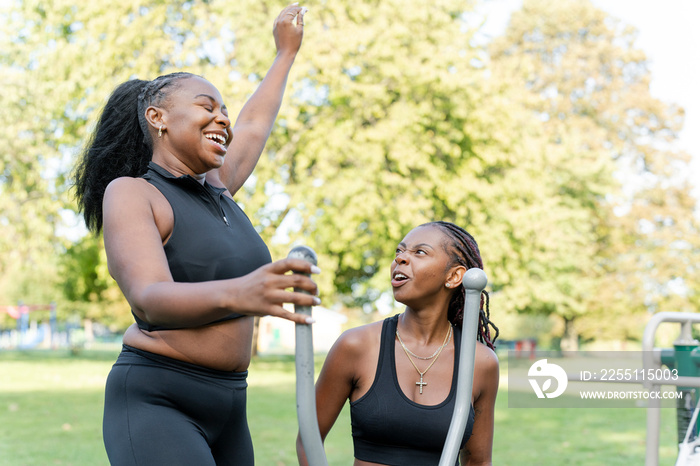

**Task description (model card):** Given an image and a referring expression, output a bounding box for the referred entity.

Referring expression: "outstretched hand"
[231,257,320,325]
[274,3,307,56]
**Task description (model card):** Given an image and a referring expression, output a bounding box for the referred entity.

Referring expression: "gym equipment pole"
[439,268,488,466]
[289,246,328,466]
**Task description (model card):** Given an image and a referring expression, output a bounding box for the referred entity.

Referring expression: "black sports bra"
[350,314,474,465]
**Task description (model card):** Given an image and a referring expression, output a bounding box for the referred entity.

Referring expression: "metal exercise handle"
[439,268,487,466]
[288,246,328,466]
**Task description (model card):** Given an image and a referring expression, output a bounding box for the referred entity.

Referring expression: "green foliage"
[249,0,504,307]
[486,0,698,345]
[60,235,132,329]
[0,0,697,344]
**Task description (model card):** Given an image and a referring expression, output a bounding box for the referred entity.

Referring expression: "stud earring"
[445,283,451,288]
[158,125,164,138]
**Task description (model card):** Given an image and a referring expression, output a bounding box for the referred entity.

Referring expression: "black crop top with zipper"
[132,162,272,331]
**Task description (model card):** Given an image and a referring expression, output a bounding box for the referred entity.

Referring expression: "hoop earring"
[158,125,164,138]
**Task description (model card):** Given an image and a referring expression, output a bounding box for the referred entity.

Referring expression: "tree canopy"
[0,0,696,346]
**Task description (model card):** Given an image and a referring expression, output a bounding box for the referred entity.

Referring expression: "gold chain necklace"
[396,325,452,360]
[395,324,452,394]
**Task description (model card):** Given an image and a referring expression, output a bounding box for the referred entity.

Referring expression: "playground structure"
[1,302,58,349]
[0,302,109,350]
[291,245,487,465]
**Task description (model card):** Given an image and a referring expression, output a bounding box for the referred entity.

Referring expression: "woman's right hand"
[273,3,306,57]
[228,257,320,325]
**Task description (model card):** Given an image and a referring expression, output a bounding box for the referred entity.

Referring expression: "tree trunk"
[560,317,579,351]
[251,316,260,357]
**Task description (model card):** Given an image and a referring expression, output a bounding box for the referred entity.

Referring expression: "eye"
[416,249,427,255]
[395,248,403,256]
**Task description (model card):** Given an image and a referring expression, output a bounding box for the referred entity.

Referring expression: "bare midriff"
[121,317,255,372]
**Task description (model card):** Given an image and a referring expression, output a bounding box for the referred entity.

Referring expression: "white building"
[257,305,348,355]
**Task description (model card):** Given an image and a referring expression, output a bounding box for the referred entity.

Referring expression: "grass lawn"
[0,348,679,465]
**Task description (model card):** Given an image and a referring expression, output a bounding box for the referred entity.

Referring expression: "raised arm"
[208,4,306,196]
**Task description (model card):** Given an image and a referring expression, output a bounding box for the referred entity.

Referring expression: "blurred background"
[2,0,698,353]
[1,0,698,463]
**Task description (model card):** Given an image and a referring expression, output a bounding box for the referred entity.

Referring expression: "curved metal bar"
[439,268,488,466]
[641,312,700,466]
[288,246,328,466]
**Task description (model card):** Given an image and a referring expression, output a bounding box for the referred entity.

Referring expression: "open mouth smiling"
[204,132,228,151]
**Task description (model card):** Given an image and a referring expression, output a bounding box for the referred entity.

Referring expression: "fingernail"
[305,317,315,324]
[313,297,321,306]
[310,265,321,274]
[301,7,308,14]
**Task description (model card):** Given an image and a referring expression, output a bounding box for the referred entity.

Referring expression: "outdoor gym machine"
[439,268,487,466]
[642,312,700,466]
[564,312,700,466]
[291,245,486,466]
[290,245,328,466]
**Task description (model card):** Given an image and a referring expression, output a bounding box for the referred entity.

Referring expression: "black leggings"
[103,345,253,466]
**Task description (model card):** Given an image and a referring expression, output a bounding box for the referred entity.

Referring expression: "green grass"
[0,349,679,465]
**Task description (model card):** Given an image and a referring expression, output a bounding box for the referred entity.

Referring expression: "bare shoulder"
[103,177,171,233]
[102,177,154,222]
[475,342,499,371]
[104,176,156,201]
[473,342,500,399]
[332,320,384,357]
[322,320,385,400]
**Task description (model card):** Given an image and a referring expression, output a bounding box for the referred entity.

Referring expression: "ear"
[144,106,165,133]
[445,265,467,289]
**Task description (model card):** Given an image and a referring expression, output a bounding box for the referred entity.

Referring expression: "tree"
[0,1,71,322]
[487,0,698,347]
[0,0,300,326]
[242,0,509,312]
[2,0,696,348]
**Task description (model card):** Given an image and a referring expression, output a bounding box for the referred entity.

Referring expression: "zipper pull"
[223,215,229,226]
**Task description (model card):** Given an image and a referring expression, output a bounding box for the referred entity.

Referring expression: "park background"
[1,0,698,464]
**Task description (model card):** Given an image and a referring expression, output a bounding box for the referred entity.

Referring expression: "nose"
[216,113,232,142]
[394,251,409,265]
[216,111,231,128]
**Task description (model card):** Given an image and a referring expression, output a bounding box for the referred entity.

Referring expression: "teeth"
[205,133,226,144]
[394,273,407,280]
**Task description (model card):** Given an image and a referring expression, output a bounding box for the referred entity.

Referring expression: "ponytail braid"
[424,221,499,350]
[73,72,196,233]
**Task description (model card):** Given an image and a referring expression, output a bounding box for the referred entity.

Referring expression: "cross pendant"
[416,374,427,394]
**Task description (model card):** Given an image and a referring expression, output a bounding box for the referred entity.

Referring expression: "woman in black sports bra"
[73,5,314,465]
[297,221,499,466]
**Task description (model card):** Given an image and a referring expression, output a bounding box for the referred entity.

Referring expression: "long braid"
[423,221,499,350]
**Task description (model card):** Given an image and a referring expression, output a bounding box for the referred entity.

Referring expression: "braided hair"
[73,72,197,233]
[423,221,499,350]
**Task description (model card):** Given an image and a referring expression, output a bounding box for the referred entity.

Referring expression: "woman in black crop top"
[73,5,316,465]
[297,222,500,466]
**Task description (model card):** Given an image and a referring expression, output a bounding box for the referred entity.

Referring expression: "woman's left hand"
[273,3,306,56]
